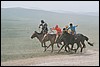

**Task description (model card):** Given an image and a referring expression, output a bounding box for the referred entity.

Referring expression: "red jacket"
[52,26,62,35]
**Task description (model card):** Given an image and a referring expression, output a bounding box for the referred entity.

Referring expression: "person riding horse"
[39,20,48,34]
[67,23,78,35]
[52,25,62,42]
[57,28,93,53]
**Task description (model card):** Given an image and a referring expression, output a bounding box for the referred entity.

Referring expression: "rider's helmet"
[63,28,66,30]
[70,23,73,26]
[41,20,45,23]
[55,25,58,28]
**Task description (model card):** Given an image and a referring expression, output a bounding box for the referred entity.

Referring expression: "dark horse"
[31,31,62,52]
[56,31,93,53]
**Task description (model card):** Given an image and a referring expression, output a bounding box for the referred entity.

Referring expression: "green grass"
[1,20,61,62]
[1,19,99,62]
[1,36,60,62]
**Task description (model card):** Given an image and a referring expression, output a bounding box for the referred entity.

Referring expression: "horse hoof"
[75,49,77,53]
[58,52,60,53]
[65,50,68,52]
[46,46,49,48]
[80,50,82,53]
[43,50,46,52]
[58,46,60,48]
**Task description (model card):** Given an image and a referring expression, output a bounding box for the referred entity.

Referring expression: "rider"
[39,20,48,34]
[52,25,62,42]
[67,23,78,35]
[65,25,71,34]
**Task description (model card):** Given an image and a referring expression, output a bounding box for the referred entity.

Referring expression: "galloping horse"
[31,31,62,52]
[56,31,93,53]
[31,31,47,51]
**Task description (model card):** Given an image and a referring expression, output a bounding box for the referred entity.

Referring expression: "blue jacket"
[68,26,77,32]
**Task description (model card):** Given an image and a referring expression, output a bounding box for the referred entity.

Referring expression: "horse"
[31,31,47,51]
[56,31,93,53]
[42,33,63,52]
[31,31,62,52]
[74,33,94,53]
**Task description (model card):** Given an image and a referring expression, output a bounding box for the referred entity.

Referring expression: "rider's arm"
[39,24,42,28]
[52,27,55,30]
[75,25,78,27]
[67,27,70,30]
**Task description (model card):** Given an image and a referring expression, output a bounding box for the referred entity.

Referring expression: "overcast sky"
[1,1,99,13]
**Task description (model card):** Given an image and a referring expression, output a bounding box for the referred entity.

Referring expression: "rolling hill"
[1,7,99,25]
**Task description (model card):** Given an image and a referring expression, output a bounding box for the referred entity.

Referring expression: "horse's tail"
[84,35,94,46]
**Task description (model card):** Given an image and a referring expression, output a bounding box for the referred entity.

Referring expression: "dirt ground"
[1,50,99,66]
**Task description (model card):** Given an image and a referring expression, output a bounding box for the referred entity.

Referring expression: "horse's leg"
[43,42,47,52]
[65,45,68,52]
[41,42,44,47]
[46,41,54,53]
[68,45,71,52]
[80,41,86,53]
[75,42,80,53]
[51,43,54,53]
[47,43,51,49]
[70,43,74,50]
[65,44,70,52]
[57,43,60,48]
[69,43,76,52]
[44,42,47,47]
[59,42,63,45]
[58,44,66,53]
[81,40,86,48]
[43,43,51,52]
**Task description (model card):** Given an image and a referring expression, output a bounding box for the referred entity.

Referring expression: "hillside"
[1,7,99,25]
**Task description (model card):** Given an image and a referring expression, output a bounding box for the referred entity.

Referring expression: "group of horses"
[31,30,93,53]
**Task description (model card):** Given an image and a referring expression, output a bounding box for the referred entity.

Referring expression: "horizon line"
[1,7,99,13]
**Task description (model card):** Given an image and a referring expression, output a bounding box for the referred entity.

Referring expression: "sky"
[1,1,99,13]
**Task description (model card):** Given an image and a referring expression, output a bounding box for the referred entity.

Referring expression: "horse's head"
[31,31,37,39]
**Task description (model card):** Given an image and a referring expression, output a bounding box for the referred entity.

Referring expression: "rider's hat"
[65,25,68,28]
[41,20,44,23]
[63,28,66,30]
[70,23,73,26]
[55,25,58,28]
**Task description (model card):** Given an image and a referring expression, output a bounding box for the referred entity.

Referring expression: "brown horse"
[42,33,63,52]
[31,31,62,52]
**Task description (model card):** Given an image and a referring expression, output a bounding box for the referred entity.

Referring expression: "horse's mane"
[62,31,70,36]
[35,31,43,35]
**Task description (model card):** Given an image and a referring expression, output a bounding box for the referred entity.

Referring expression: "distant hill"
[81,12,99,16]
[1,7,99,26]
[52,10,99,16]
